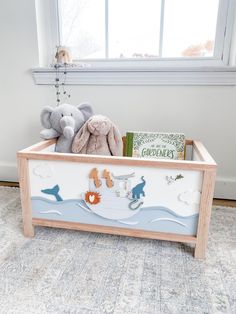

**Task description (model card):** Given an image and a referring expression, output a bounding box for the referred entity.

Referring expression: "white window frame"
[33,0,236,85]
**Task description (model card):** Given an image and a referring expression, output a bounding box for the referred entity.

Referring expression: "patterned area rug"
[0,186,235,314]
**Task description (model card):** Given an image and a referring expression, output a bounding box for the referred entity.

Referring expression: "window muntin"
[162,0,219,58]
[58,0,222,61]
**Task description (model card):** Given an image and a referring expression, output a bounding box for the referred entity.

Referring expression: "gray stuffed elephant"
[40,103,93,153]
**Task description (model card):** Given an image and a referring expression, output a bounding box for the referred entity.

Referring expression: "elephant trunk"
[60,116,75,139]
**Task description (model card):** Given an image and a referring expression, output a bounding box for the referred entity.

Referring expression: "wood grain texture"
[0,181,19,187]
[32,218,197,244]
[17,151,216,171]
[213,199,236,207]
[194,169,217,259]
[185,139,193,146]
[193,141,217,165]
[17,158,34,237]
[18,139,56,152]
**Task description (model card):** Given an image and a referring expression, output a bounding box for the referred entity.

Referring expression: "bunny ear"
[107,124,123,156]
[72,121,90,154]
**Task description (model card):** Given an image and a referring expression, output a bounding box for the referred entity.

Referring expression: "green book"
[126,131,185,160]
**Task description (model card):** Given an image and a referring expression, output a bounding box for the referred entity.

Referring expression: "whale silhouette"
[41,184,63,202]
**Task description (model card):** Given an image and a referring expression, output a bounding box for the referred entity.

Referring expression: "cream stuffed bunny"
[72,115,123,156]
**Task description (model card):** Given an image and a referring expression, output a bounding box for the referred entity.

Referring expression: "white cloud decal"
[178,190,201,205]
[33,163,53,179]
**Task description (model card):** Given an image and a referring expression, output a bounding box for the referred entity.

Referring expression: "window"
[33,0,236,85]
[56,0,232,64]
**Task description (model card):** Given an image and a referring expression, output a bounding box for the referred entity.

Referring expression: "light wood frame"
[17,139,217,259]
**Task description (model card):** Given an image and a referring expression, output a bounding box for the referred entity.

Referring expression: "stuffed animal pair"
[40,103,123,156]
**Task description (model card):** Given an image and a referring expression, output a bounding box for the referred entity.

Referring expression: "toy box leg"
[194,170,216,259]
[18,157,35,238]
[23,219,34,237]
[195,236,206,259]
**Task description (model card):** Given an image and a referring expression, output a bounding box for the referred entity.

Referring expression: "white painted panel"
[28,159,203,217]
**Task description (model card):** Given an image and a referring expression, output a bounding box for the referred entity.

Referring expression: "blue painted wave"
[31,197,198,236]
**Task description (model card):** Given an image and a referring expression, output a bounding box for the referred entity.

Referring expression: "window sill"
[32,66,236,86]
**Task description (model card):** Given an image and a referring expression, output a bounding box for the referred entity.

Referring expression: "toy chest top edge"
[17,138,217,171]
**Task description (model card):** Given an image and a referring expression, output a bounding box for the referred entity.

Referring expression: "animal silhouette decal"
[39,170,147,220]
[41,184,63,201]
[85,191,101,204]
[131,176,146,199]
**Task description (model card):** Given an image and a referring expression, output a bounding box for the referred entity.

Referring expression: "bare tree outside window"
[59,0,219,60]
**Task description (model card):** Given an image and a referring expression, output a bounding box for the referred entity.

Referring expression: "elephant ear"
[40,106,54,129]
[107,124,123,156]
[72,121,91,154]
[77,103,93,121]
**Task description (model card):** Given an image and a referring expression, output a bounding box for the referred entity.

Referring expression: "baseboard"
[214,177,236,200]
[0,161,235,200]
[0,161,18,182]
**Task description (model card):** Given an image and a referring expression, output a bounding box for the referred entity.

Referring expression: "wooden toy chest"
[17,139,217,259]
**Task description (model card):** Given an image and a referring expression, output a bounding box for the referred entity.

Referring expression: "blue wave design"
[31,196,83,205]
[31,197,197,219]
[31,197,199,235]
[141,206,198,219]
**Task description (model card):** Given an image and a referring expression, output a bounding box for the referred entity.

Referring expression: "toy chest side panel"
[28,159,203,236]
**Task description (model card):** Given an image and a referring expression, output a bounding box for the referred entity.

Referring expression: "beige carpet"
[0,186,235,314]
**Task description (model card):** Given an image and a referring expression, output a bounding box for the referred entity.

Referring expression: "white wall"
[0,0,236,199]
